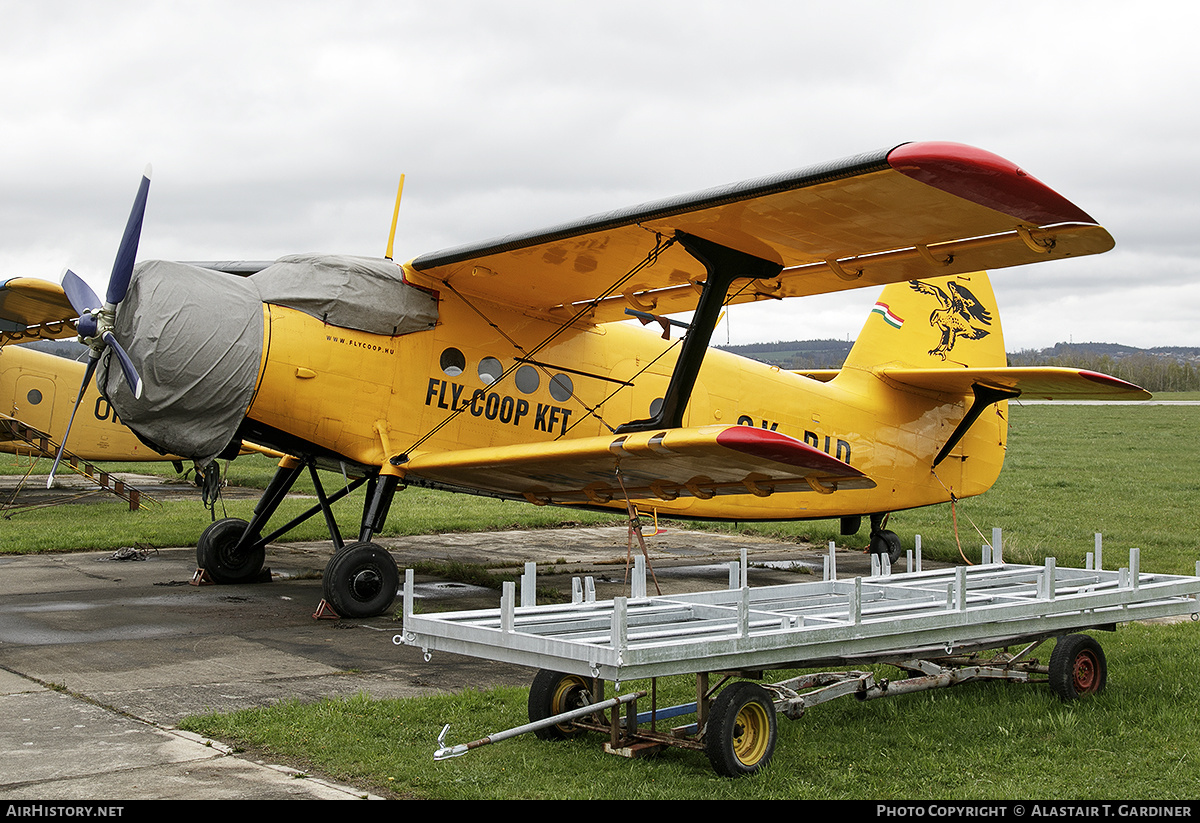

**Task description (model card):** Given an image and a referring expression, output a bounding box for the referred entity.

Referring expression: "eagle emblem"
[909,280,992,359]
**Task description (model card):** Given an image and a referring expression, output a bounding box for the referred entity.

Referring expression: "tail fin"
[843,271,1005,373]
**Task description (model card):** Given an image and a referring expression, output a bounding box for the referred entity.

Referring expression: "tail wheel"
[1049,634,1108,700]
[528,669,595,740]
[870,529,903,564]
[322,542,399,618]
[705,681,778,777]
[196,517,265,584]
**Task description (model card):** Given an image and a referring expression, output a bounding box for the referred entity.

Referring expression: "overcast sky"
[2,1,1197,351]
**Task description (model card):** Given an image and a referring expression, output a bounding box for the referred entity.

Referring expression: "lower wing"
[399,425,874,506]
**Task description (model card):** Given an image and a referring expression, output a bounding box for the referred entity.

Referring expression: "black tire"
[196,518,265,584]
[322,542,399,618]
[871,529,903,564]
[1049,633,1107,701]
[528,669,594,740]
[704,681,778,777]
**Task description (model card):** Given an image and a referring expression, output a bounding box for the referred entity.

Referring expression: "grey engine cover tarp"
[251,254,438,337]
[97,260,264,464]
[98,254,438,464]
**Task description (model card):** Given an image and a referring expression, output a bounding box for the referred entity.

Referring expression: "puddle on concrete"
[410,581,492,599]
[758,559,824,572]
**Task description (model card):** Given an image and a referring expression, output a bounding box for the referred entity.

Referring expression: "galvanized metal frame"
[397,531,1200,684]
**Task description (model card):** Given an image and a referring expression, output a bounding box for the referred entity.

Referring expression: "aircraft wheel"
[528,669,594,740]
[322,542,399,618]
[704,681,778,777]
[870,529,903,564]
[196,518,265,584]
[1049,633,1107,701]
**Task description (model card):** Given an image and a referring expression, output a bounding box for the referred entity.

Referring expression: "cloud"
[1,0,1197,349]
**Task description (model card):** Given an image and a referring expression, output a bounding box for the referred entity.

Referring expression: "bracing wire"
[401,234,677,457]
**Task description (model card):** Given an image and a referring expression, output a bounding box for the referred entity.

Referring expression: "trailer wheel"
[1049,634,1107,701]
[528,670,594,740]
[196,518,265,584]
[322,542,399,618]
[705,681,778,777]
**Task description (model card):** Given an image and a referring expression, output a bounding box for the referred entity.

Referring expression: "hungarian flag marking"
[871,302,904,329]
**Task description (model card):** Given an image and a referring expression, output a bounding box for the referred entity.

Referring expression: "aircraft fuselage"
[0,345,169,462]
[238,288,1005,521]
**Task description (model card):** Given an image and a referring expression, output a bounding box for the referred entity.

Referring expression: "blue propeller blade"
[106,164,152,307]
[60,269,141,396]
[50,164,151,487]
[46,356,99,488]
[61,268,101,316]
[102,331,143,399]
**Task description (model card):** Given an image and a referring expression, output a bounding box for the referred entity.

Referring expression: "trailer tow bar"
[434,690,647,761]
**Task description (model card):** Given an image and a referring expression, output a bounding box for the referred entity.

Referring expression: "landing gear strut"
[194,455,403,618]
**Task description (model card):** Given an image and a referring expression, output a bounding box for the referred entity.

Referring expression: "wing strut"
[616,232,782,433]
[933,383,1021,468]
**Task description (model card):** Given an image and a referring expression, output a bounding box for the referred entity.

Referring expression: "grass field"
[6,402,1200,798]
[691,400,1200,576]
[180,621,1200,800]
[4,401,1198,574]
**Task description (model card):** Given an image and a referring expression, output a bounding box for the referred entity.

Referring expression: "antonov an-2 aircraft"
[4,141,1148,617]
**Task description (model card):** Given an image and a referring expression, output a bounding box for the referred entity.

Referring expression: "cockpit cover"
[250,254,437,336]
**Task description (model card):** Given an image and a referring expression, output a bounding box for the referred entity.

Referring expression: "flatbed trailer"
[396,532,1200,776]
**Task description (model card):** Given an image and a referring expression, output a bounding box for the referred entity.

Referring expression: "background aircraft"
[14,141,1147,616]
[0,280,181,508]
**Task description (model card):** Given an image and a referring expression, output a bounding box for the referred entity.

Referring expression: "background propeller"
[47,166,151,487]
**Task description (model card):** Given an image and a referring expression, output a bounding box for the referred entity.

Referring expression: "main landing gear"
[194,456,403,618]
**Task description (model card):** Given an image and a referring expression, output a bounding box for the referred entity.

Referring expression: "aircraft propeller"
[47,166,151,488]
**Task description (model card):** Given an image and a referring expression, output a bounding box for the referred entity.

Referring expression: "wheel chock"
[189,568,271,586]
[605,739,666,759]
[191,568,215,586]
[312,599,341,620]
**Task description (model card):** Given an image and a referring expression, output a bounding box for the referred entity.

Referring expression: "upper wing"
[401,424,873,506]
[0,278,78,344]
[407,142,1114,323]
[879,367,1151,400]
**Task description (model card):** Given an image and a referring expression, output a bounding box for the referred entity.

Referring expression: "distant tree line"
[716,339,852,370]
[18,339,88,359]
[718,339,1200,393]
[21,337,1200,393]
[1008,345,1200,393]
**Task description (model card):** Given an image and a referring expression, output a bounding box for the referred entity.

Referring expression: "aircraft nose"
[96,260,265,465]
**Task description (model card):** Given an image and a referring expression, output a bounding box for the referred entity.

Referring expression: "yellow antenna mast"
[384,174,405,260]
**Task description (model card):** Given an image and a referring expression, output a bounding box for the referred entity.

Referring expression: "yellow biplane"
[8,142,1148,616]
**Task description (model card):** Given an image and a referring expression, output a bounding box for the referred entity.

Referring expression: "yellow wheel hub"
[731,700,772,766]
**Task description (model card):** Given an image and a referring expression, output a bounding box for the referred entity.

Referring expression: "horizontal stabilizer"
[401,425,874,506]
[879,366,1151,400]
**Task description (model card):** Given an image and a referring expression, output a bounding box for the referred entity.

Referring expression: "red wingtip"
[715,426,863,477]
[887,142,1097,226]
[1077,370,1148,394]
